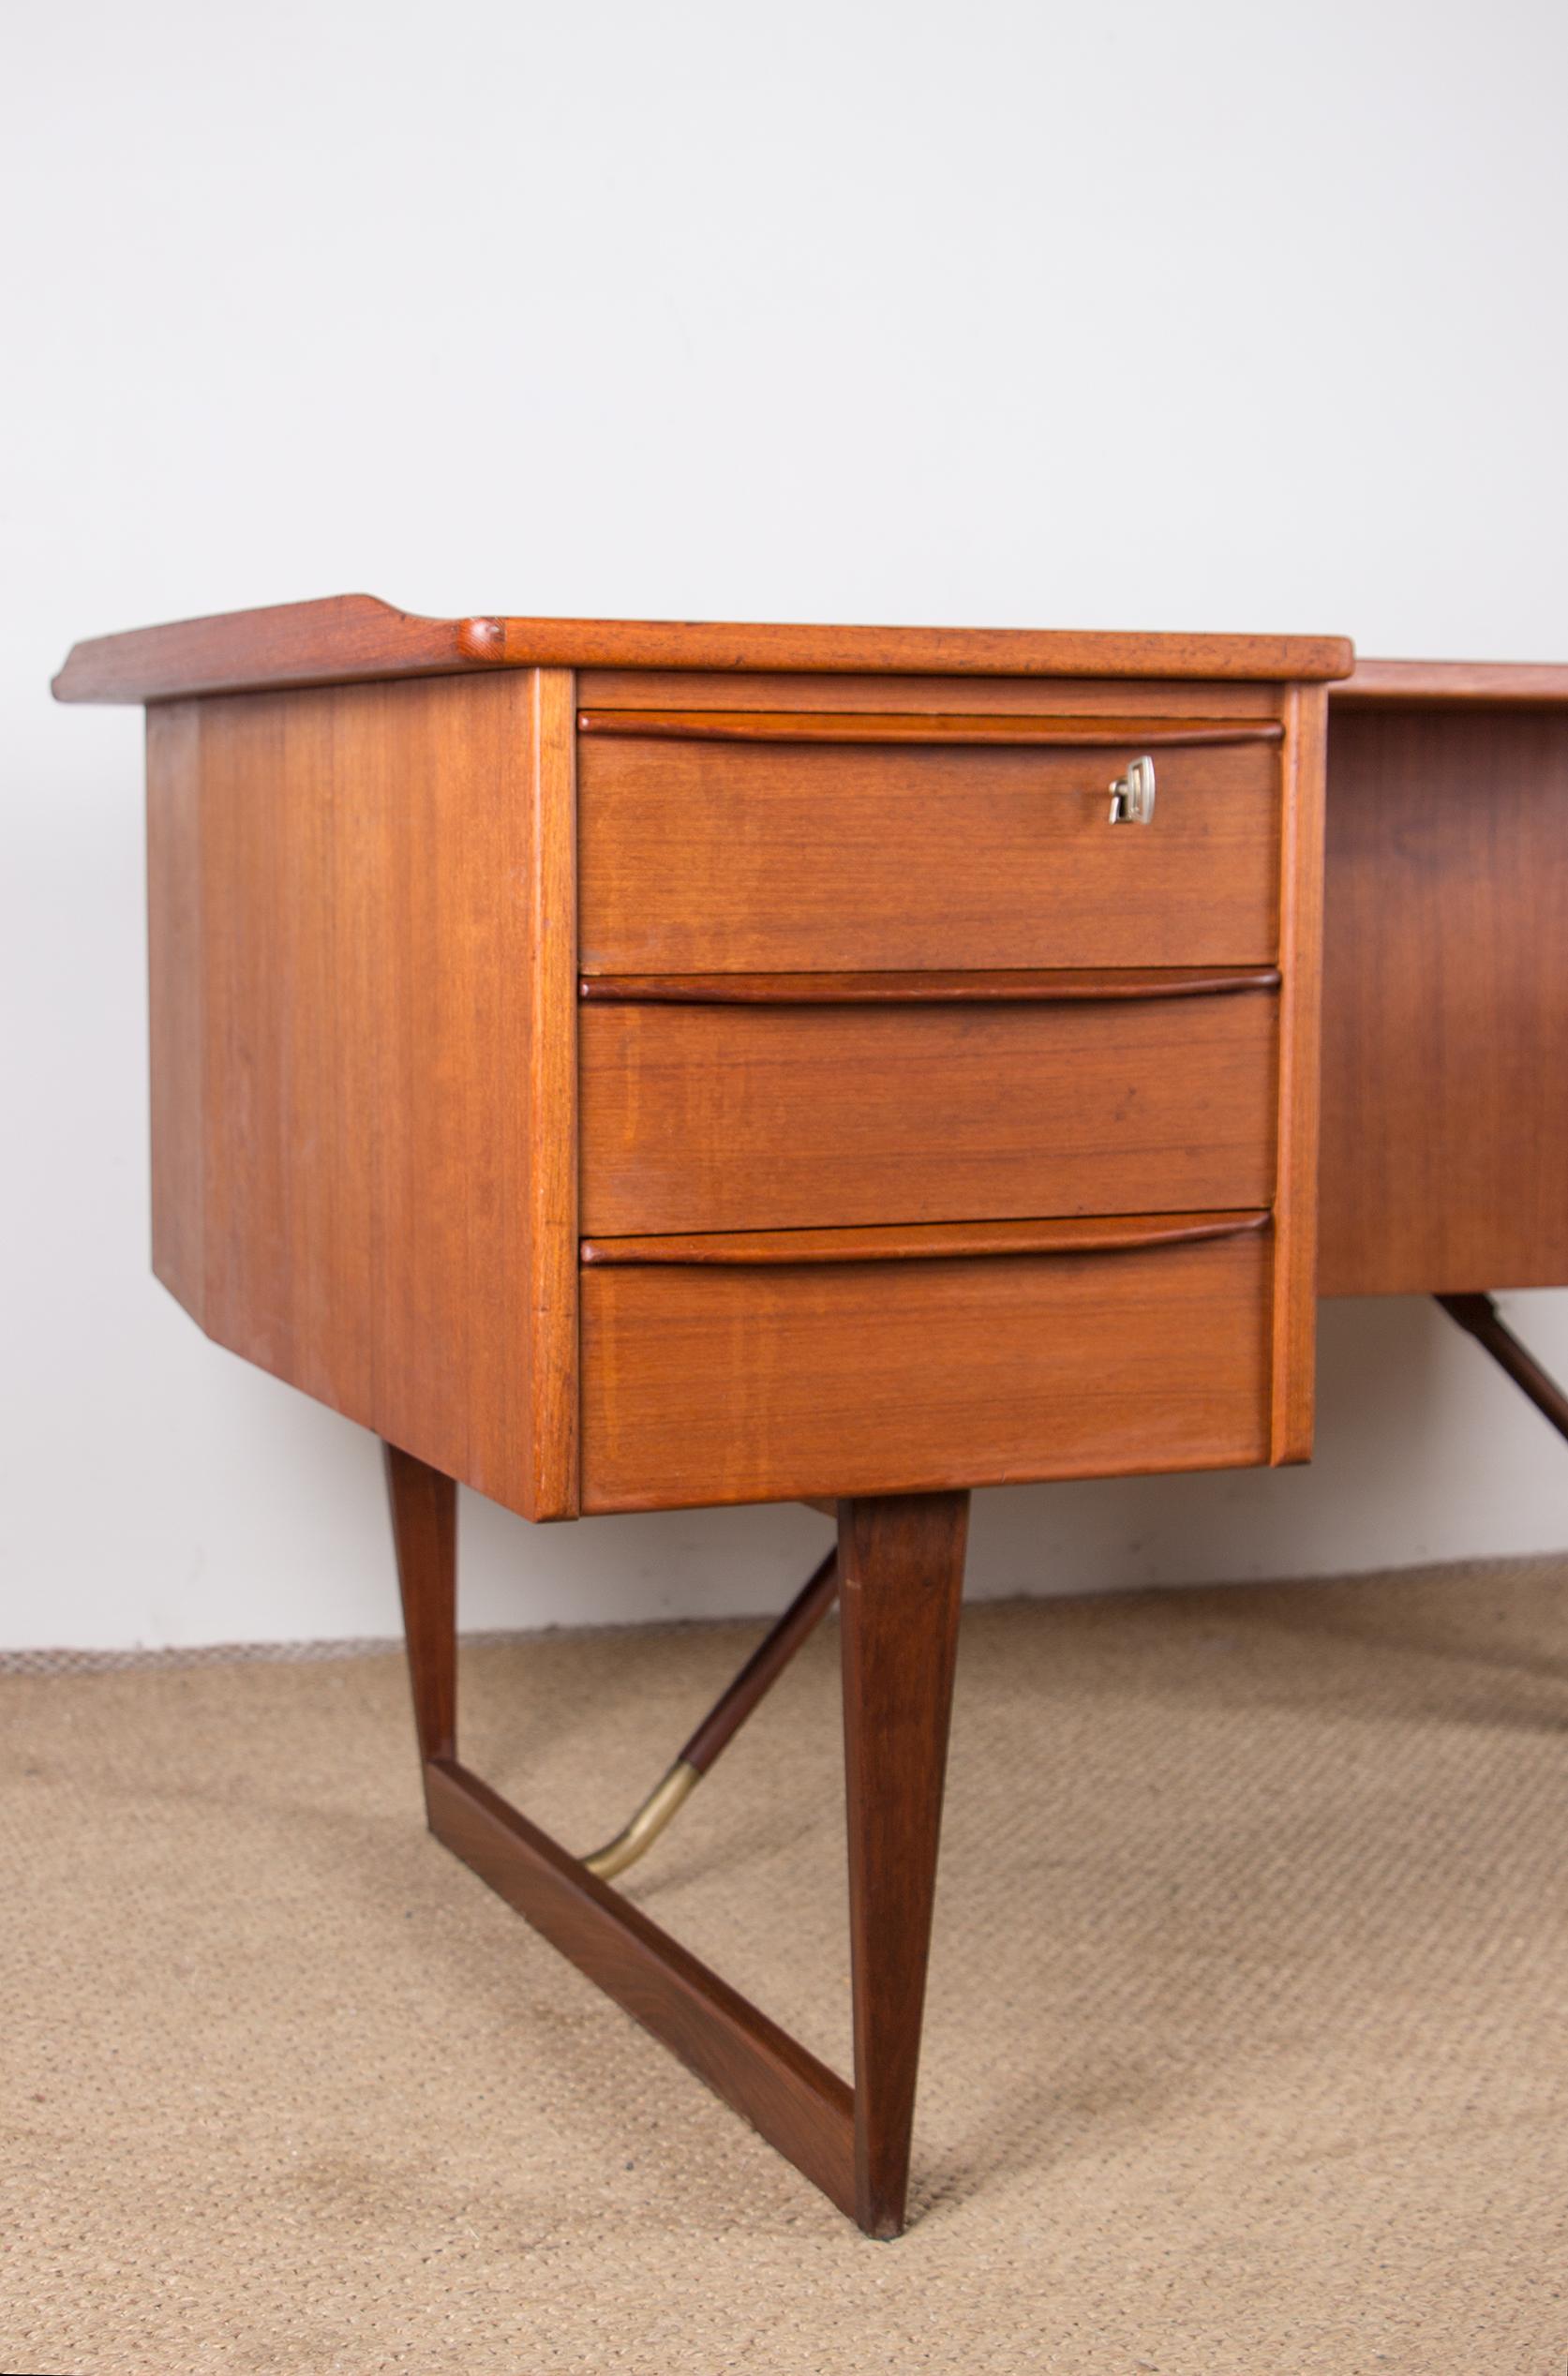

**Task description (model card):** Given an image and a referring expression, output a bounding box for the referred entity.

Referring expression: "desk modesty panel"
[54,597,1349,1522]
[1319,662,1568,1296]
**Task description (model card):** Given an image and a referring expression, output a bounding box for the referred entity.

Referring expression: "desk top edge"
[52,592,1356,705]
[1332,656,1568,706]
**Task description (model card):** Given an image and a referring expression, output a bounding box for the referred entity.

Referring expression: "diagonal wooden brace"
[1436,1293,1568,1442]
[583,1547,841,1880]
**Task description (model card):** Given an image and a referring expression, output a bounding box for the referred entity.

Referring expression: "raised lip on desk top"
[51,592,1355,705]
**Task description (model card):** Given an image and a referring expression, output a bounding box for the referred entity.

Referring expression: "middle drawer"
[579,976,1279,1236]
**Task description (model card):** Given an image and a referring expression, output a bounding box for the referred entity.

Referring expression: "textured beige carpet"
[6,1558,1568,2374]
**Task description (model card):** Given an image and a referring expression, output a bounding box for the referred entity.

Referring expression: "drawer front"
[580,987,1279,1235]
[579,734,1280,974]
[580,1228,1271,1511]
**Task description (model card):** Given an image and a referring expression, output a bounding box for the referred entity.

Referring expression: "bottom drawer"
[579,1218,1272,1511]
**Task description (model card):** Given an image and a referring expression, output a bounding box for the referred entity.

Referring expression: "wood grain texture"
[1319,703,1568,1294]
[52,594,1352,704]
[1269,684,1326,1459]
[580,1232,1273,1510]
[579,737,1281,974]
[579,671,1288,720]
[580,994,1279,1235]
[154,670,578,1518]
[579,965,1281,1006]
[1333,658,1568,706]
[581,1212,1269,1266]
[475,620,1350,682]
[839,1491,968,2238]
[55,593,471,705]
[577,709,1284,748]
[425,1758,858,2219]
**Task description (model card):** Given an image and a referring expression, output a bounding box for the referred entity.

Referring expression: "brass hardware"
[583,1758,700,1881]
[580,1550,839,1886]
[1108,754,1157,823]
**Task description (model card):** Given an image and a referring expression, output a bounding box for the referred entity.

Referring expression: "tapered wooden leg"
[382,1442,457,1793]
[839,1489,969,2238]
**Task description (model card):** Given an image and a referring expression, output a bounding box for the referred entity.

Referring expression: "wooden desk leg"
[381,1444,968,2237]
[383,1442,456,1797]
[840,1490,970,2238]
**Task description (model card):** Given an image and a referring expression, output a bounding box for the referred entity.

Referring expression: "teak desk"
[52,600,1568,2236]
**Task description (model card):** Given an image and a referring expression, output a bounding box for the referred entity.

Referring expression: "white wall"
[6,0,1567,1649]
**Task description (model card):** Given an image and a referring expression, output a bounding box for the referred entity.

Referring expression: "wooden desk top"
[52,594,1568,714]
[51,591,1353,704]
[1333,657,1568,706]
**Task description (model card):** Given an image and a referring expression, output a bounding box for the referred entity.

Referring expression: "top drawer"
[577,709,1283,974]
